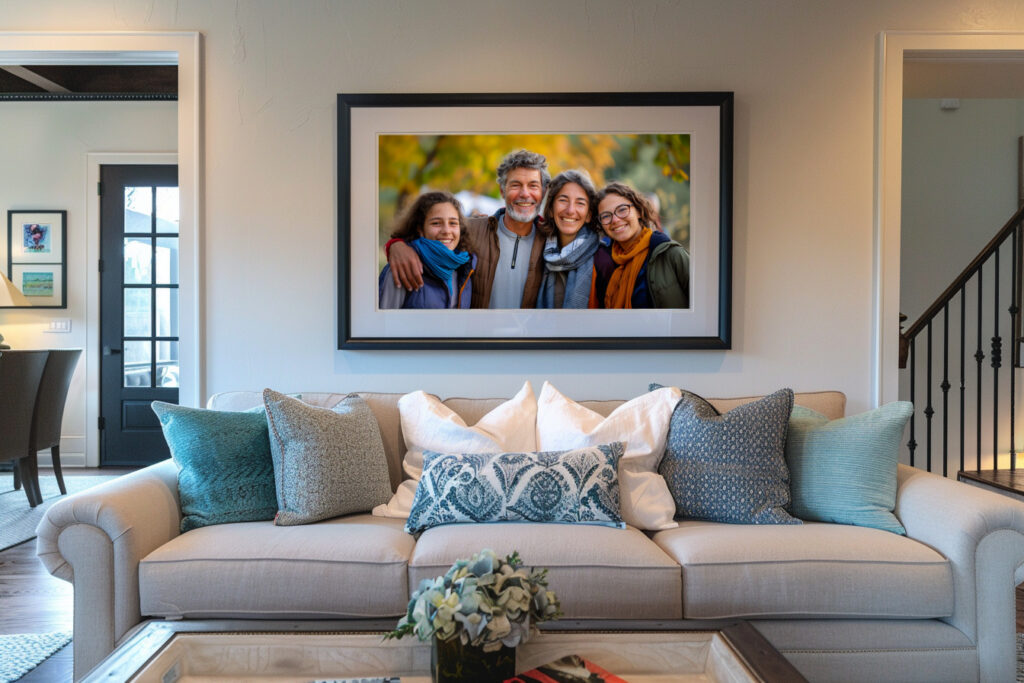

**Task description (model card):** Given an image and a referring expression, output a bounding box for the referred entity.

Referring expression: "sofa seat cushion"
[653,521,952,619]
[409,523,681,620]
[139,514,413,618]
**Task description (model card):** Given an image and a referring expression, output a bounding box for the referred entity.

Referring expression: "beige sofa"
[36,389,1024,682]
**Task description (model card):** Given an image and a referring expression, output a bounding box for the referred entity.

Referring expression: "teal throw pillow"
[786,402,912,535]
[658,388,800,525]
[405,443,626,534]
[263,389,393,526]
[151,402,277,533]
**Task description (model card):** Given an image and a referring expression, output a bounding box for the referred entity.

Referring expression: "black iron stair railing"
[899,203,1024,477]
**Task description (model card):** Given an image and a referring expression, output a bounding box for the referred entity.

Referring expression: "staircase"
[899,204,1024,492]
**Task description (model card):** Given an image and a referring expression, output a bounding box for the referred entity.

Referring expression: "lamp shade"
[0,271,30,307]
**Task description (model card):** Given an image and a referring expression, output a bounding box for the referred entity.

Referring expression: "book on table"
[505,654,629,682]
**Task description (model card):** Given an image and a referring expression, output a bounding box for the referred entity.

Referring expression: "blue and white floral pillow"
[404,443,626,534]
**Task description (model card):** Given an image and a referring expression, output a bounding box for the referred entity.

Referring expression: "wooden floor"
[0,468,136,682]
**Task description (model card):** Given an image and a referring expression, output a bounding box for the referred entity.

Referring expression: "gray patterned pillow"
[405,443,625,534]
[658,388,800,525]
[263,389,392,526]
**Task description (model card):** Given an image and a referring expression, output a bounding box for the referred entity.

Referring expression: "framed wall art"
[337,92,732,350]
[5,209,67,308]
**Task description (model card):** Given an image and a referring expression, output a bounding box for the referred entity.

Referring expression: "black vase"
[431,636,516,682]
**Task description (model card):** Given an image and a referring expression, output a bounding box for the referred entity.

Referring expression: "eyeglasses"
[597,203,632,225]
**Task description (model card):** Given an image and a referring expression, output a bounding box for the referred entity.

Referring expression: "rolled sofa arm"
[895,463,1024,682]
[36,459,181,680]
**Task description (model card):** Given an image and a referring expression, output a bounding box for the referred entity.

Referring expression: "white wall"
[0,101,176,464]
[900,98,1020,322]
[6,1,1024,418]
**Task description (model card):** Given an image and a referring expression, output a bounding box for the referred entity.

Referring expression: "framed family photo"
[337,92,732,349]
[4,209,67,308]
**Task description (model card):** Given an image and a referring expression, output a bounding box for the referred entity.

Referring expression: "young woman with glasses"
[535,170,602,308]
[588,182,690,309]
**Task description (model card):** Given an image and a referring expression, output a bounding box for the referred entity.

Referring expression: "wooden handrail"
[902,203,1024,342]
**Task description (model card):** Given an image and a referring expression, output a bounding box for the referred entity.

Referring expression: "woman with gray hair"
[536,169,602,309]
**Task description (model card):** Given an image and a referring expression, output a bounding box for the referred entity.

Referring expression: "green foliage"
[376,133,691,253]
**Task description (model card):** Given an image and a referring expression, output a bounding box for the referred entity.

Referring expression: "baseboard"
[36,435,87,468]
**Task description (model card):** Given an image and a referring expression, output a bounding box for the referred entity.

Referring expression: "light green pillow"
[785,402,913,534]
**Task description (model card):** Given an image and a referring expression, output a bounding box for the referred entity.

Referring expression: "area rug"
[0,631,71,682]
[1019,632,1024,682]
[0,474,120,552]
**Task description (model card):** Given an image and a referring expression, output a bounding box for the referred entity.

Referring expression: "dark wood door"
[99,164,179,466]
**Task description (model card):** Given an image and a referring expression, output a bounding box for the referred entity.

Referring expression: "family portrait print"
[338,92,732,349]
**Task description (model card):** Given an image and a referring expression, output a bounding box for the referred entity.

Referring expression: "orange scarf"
[603,227,653,309]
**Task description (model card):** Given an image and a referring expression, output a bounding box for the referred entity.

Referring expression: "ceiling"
[0,64,177,99]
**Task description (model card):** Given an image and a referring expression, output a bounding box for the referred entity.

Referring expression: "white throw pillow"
[372,381,538,519]
[536,381,680,530]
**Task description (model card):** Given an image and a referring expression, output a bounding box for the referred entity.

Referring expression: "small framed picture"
[9,264,63,307]
[5,210,67,308]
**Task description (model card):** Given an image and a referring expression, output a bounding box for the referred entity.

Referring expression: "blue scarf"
[410,238,471,297]
[537,226,600,309]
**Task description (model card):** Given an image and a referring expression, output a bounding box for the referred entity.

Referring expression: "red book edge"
[504,654,630,683]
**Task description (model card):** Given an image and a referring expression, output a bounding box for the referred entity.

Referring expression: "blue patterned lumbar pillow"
[786,402,912,534]
[658,388,800,525]
[151,402,278,532]
[405,443,626,534]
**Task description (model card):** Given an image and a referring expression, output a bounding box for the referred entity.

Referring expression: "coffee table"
[82,620,807,682]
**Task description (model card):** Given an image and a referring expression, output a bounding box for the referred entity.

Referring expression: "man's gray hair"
[496,149,551,193]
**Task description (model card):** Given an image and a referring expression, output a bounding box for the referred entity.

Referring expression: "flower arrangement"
[386,549,561,652]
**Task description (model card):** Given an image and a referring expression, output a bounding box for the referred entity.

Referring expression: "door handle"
[103,345,122,356]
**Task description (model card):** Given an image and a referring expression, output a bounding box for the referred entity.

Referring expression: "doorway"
[876,32,1024,406]
[99,164,179,466]
[0,32,202,467]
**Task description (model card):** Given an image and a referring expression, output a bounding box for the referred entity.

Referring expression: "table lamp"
[0,271,31,349]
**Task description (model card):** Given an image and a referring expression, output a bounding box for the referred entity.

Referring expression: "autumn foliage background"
[377,133,691,266]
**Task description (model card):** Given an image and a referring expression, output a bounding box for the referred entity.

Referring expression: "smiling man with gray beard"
[386,149,550,309]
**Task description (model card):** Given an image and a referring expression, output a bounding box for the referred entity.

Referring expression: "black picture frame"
[337,92,732,350]
[4,209,68,309]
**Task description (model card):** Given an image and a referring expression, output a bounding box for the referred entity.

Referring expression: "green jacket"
[646,239,690,308]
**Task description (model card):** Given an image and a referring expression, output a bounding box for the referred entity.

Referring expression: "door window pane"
[123,341,151,387]
[157,341,179,388]
[124,238,152,284]
[156,288,179,337]
[156,187,179,233]
[124,288,151,337]
[155,238,178,284]
[124,187,153,233]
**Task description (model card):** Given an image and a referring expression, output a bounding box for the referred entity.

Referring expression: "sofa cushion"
[151,402,277,532]
[405,443,626,533]
[657,388,799,525]
[786,402,913,534]
[409,522,682,620]
[653,521,953,619]
[536,381,681,531]
[139,515,413,619]
[263,389,392,525]
[374,382,538,519]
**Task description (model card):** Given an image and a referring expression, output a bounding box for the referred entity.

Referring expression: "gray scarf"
[537,226,600,309]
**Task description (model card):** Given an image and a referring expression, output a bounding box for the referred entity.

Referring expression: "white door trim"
[875,31,1024,406]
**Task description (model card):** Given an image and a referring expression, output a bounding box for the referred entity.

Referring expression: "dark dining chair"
[25,348,82,496]
[0,349,49,507]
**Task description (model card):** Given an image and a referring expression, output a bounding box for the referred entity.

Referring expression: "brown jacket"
[467,212,545,309]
